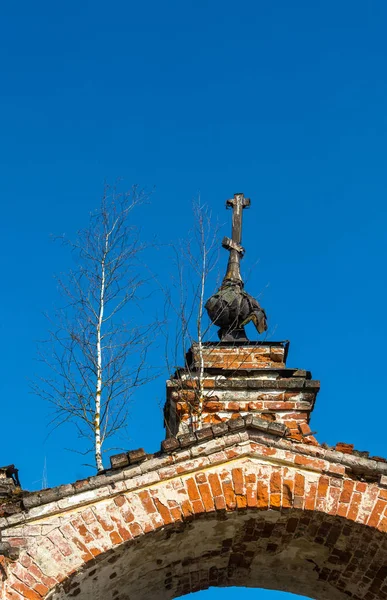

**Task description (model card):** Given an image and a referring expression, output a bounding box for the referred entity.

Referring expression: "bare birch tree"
[164,196,268,436]
[33,185,156,471]
[163,199,221,431]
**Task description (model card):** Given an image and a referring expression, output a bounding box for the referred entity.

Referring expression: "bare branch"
[33,184,159,472]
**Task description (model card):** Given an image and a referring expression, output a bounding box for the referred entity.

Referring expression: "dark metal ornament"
[205,193,268,342]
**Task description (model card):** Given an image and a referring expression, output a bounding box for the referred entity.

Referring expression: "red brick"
[192,499,205,514]
[236,495,247,509]
[71,536,95,562]
[260,446,277,457]
[295,455,325,470]
[169,505,183,522]
[337,503,348,518]
[20,557,57,590]
[232,468,244,496]
[181,499,194,518]
[208,473,222,497]
[204,401,223,412]
[378,517,387,533]
[317,476,330,498]
[327,486,341,515]
[305,482,317,511]
[71,516,94,544]
[12,563,38,589]
[299,422,312,436]
[107,511,132,542]
[356,482,367,492]
[129,522,143,537]
[270,470,282,496]
[195,472,207,484]
[214,495,226,511]
[221,475,236,510]
[368,499,386,528]
[203,379,215,388]
[225,447,242,459]
[198,482,215,512]
[154,498,173,525]
[282,480,293,508]
[12,582,41,600]
[257,480,269,509]
[335,442,354,454]
[347,492,362,521]
[340,480,354,504]
[114,495,127,507]
[227,401,242,411]
[34,583,49,597]
[248,401,263,410]
[294,473,305,497]
[270,493,281,508]
[246,473,257,508]
[186,477,201,501]
[138,490,157,514]
[94,511,114,532]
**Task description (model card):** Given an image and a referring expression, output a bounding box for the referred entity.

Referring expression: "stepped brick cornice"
[164,341,320,442]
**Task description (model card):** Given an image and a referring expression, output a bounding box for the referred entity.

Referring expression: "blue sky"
[1,1,387,598]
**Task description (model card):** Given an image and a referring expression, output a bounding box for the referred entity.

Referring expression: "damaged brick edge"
[159,415,287,456]
[2,418,387,527]
[168,375,321,392]
[0,541,19,560]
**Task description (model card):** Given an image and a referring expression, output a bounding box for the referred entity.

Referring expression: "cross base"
[218,327,249,342]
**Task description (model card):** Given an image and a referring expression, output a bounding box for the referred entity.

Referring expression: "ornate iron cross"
[205,192,267,341]
[222,192,250,285]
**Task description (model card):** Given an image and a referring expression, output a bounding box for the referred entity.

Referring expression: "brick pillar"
[164,341,320,443]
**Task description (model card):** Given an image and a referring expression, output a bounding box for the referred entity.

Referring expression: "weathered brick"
[195,427,214,442]
[208,473,222,497]
[128,448,147,464]
[335,442,354,455]
[294,473,305,498]
[110,453,129,469]
[257,480,269,509]
[221,474,236,510]
[340,480,354,504]
[153,498,173,525]
[161,438,180,453]
[232,468,244,496]
[178,433,198,448]
[186,478,200,502]
[197,482,215,512]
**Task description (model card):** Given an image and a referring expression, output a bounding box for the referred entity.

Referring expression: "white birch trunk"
[196,237,206,430]
[95,242,107,472]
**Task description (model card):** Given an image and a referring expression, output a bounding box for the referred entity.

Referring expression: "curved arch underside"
[50,508,387,600]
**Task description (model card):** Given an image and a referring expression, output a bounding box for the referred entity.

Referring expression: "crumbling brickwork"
[1,342,387,599]
[1,422,387,599]
[165,342,319,443]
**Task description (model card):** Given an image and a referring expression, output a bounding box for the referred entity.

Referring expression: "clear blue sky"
[1,2,386,598]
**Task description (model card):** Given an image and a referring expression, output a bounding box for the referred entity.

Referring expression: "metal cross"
[222,192,250,284]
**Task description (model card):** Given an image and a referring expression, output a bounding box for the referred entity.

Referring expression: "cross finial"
[222,192,250,285]
[205,192,268,341]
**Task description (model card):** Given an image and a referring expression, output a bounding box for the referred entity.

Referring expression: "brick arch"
[48,509,387,600]
[2,440,387,600]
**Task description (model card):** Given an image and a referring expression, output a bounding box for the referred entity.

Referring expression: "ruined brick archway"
[2,342,387,599]
[1,431,387,600]
[45,508,387,600]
